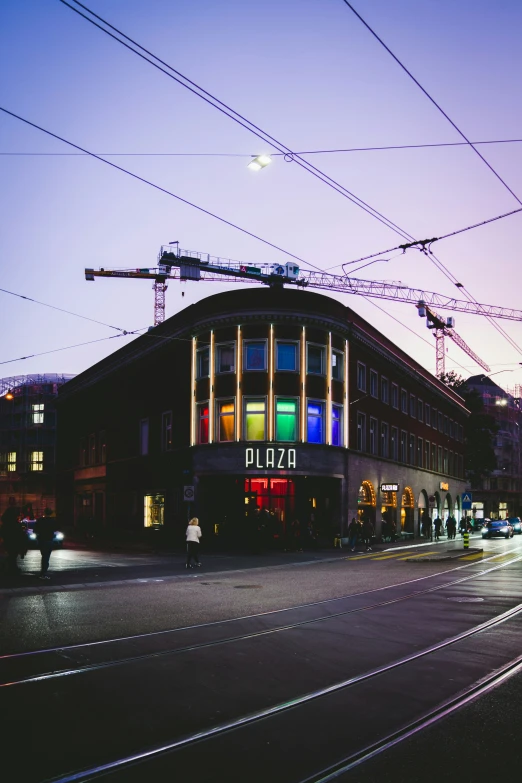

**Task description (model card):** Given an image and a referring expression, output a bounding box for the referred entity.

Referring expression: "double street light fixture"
[247,154,272,172]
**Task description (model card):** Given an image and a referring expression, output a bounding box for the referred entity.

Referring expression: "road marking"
[372,551,437,561]
[459,553,484,561]
[396,551,440,560]
[487,553,518,563]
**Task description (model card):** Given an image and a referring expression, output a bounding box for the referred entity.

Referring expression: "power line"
[0,106,309,267]
[58,0,414,242]
[0,332,138,366]
[341,0,522,207]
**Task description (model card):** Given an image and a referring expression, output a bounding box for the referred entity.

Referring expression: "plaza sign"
[381,483,399,492]
[245,447,296,469]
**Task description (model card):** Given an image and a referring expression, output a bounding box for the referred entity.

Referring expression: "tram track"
[2,552,521,690]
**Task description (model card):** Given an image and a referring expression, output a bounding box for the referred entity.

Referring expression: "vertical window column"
[269,325,274,441]
[344,340,349,448]
[209,330,215,443]
[300,327,306,442]
[326,332,332,445]
[190,337,196,446]
[236,326,242,441]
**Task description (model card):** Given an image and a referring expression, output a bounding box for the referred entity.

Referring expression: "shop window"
[400,430,407,463]
[276,398,298,441]
[331,350,344,381]
[307,400,325,444]
[216,342,235,374]
[139,420,149,456]
[162,412,172,451]
[244,341,267,371]
[391,427,398,461]
[276,341,298,372]
[32,403,44,424]
[30,451,43,471]
[144,493,164,528]
[391,383,399,409]
[216,400,235,441]
[401,389,408,414]
[197,403,209,444]
[380,422,389,458]
[307,344,325,375]
[332,404,343,446]
[409,434,415,464]
[425,403,431,427]
[357,412,366,451]
[196,347,209,379]
[370,370,378,398]
[410,394,416,418]
[245,398,266,441]
[369,417,378,454]
[381,377,389,404]
[357,362,367,392]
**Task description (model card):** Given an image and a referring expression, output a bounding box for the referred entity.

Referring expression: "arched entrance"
[381,490,398,540]
[417,490,429,538]
[357,481,376,529]
[434,491,442,521]
[455,496,461,525]
[443,493,452,523]
[401,486,415,533]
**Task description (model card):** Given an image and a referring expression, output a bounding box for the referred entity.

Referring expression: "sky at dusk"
[2,0,522,394]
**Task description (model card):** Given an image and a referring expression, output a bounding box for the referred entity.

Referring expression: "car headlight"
[500,526,508,532]
[29,532,37,540]
[55,532,64,541]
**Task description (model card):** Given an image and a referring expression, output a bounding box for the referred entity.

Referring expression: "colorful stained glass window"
[244,342,266,371]
[217,400,235,441]
[276,398,297,441]
[332,405,342,446]
[307,401,324,444]
[197,403,209,444]
[245,399,266,441]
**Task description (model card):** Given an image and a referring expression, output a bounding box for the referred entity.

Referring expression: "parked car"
[22,519,65,549]
[481,519,514,539]
[507,517,522,534]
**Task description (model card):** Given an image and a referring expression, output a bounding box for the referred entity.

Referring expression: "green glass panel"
[276,400,296,414]
[276,413,296,441]
[246,413,265,440]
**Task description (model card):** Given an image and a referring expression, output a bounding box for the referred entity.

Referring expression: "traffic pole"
[463,530,470,549]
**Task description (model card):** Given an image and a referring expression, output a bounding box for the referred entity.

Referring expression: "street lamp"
[247,155,272,172]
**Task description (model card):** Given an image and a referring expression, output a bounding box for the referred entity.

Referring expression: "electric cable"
[0,333,137,366]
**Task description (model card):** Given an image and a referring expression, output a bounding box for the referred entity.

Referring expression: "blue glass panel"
[277,343,297,371]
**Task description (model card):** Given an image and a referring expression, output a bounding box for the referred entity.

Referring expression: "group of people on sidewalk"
[346,517,375,552]
[421,513,459,541]
[1,500,56,579]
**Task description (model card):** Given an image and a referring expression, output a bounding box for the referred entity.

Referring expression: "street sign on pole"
[183,485,195,502]
[461,492,472,510]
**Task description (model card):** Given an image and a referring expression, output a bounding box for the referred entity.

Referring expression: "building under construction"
[0,374,75,518]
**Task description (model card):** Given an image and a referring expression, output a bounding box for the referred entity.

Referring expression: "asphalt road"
[1,533,521,783]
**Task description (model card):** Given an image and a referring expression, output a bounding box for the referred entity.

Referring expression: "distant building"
[0,374,75,518]
[56,288,468,543]
[464,375,522,519]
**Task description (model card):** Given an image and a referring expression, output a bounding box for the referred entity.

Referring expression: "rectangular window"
[391,383,399,409]
[7,452,16,472]
[216,342,235,373]
[450,420,455,439]
[381,377,389,404]
[370,370,378,398]
[425,403,431,427]
[458,454,464,478]
[245,398,266,441]
[196,347,209,379]
[162,412,172,451]
[244,341,267,371]
[444,415,449,435]
[357,412,366,451]
[369,417,378,455]
[332,404,343,446]
[79,438,86,467]
[424,440,430,470]
[276,398,298,442]
[307,400,325,444]
[139,420,149,456]
[409,434,415,465]
[380,421,389,458]
[99,431,106,464]
[417,399,423,423]
[32,403,44,424]
[89,433,96,465]
[400,430,407,463]
[438,412,443,432]
[410,394,416,418]
[217,399,235,442]
[401,389,408,413]
[431,408,437,428]
[391,427,398,461]
[30,451,43,471]
[449,451,454,476]
[431,443,437,471]
[307,344,325,375]
[197,403,209,444]
[276,341,298,372]
[331,350,344,381]
[357,362,367,392]
[417,437,423,468]
[144,494,164,528]
[443,448,449,474]
[438,446,443,472]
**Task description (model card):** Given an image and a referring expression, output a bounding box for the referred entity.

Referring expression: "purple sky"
[2,0,522,394]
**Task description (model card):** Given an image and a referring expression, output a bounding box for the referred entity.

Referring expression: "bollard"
[463,531,470,549]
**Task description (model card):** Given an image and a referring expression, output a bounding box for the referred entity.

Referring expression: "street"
[1,533,522,782]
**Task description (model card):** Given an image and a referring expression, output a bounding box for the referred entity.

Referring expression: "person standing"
[34,508,56,580]
[185,517,202,568]
[1,498,24,575]
[347,517,360,551]
[433,516,442,541]
[361,517,374,552]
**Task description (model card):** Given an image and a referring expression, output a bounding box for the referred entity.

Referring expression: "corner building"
[57,288,468,543]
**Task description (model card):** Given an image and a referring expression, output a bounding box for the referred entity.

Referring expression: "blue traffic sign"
[461,492,473,510]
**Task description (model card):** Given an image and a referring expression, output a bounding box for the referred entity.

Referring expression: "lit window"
[196,347,209,379]
[245,399,266,441]
[276,342,298,372]
[357,362,367,392]
[332,404,343,446]
[30,451,43,471]
[217,400,235,442]
[162,412,172,451]
[307,401,324,444]
[139,420,149,456]
[197,403,209,444]
[0,452,16,475]
[307,344,325,375]
[32,403,44,424]
[276,398,298,442]
[216,343,235,373]
[244,341,267,371]
[331,350,344,381]
[370,370,378,398]
[144,494,164,528]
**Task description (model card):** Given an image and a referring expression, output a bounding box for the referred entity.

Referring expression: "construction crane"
[416,303,490,376]
[86,246,521,371]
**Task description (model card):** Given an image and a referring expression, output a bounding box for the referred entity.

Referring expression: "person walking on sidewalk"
[361,518,374,552]
[433,516,443,541]
[347,517,360,551]
[34,508,55,580]
[186,517,202,568]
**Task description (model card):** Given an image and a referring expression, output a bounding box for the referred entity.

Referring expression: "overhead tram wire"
[0,333,140,366]
[58,0,414,243]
